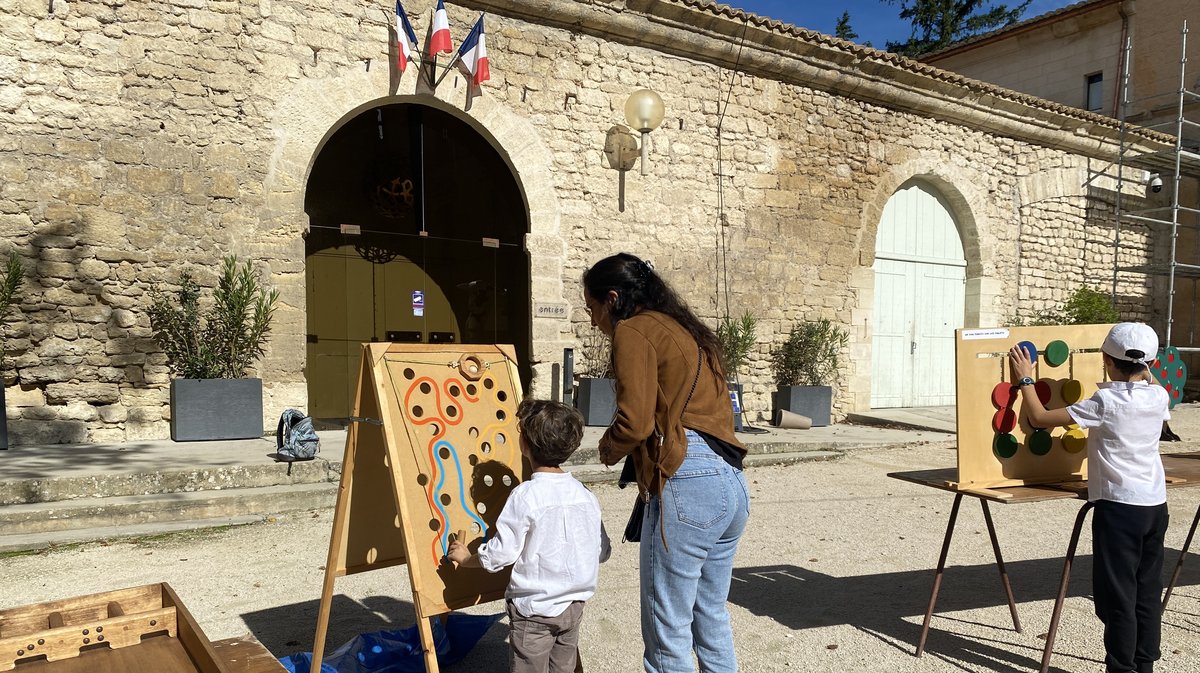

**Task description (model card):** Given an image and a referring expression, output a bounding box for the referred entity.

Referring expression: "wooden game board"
[311,343,527,673]
[0,583,225,673]
[954,325,1114,489]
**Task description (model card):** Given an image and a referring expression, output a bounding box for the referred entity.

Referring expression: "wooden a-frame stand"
[309,343,523,673]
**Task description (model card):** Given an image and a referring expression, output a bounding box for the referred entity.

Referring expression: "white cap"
[1101,322,1159,365]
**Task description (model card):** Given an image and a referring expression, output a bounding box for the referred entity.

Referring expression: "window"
[1086,73,1104,112]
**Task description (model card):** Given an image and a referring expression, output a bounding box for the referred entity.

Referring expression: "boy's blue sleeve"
[476,489,530,573]
[1067,394,1104,429]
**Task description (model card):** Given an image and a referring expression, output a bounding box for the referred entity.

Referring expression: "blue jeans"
[640,430,750,673]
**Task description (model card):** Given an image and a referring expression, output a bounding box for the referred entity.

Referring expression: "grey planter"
[772,385,832,427]
[576,377,616,427]
[170,378,264,441]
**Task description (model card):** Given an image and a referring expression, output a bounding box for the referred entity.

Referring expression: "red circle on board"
[1175,390,1182,399]
[991,382,1017,409]
[1163,369,1170,378]
[1179,367,1185,378]
[992,408,1017,433]
[1035,380,1052,405]
[1169,353,1175,362]
[1166,383,1173,392]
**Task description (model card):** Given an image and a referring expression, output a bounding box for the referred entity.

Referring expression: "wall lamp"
[602,89,665,211]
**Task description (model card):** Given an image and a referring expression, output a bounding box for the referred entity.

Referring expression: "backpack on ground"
[276,409,320,462]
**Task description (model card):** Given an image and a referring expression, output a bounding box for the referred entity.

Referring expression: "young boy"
[1009,322,1170,673]
[447,399,611,673]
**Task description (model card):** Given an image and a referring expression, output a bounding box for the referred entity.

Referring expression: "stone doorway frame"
[265,80,569,408]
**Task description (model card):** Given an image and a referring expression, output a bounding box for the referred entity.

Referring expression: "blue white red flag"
[395,0,419,72]
[456,15,490,88]
[429,0,453,54]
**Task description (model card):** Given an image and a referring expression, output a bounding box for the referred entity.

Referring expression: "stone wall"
[0,0,1166,443]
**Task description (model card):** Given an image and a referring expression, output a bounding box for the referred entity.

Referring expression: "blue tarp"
[280,613,503,673]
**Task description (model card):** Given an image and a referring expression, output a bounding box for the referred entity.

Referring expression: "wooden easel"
[309,343,526,673]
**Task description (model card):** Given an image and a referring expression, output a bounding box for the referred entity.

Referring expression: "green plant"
[717,311,757,380]
[148,256,280,379]
[770,318,849,387]
[0,251,24,370]
[1014,286,1120,326]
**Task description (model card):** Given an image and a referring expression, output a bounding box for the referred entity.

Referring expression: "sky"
[727,1,1082,48]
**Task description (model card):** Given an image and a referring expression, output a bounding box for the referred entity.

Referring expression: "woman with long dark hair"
[584,252,749,673]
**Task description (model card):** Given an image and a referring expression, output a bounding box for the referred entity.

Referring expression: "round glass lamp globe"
[624,89,665,133]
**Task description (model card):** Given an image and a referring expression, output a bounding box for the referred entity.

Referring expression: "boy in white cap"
[1009,322,1170,673]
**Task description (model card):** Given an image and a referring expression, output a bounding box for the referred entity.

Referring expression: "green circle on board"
[993,433,1019,459]
[1045,340,1070,367]
[1029,429,1053,456]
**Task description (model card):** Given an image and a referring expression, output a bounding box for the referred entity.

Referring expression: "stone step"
[0,483,337,536]
[0,451,845,553]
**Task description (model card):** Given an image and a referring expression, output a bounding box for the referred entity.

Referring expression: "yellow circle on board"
[1062,429,1087,453]
[1062,380,1084,404]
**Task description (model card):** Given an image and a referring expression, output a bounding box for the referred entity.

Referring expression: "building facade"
[0,0,1172,444]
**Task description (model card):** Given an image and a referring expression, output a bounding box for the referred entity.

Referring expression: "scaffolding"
[1109,21,1200,354]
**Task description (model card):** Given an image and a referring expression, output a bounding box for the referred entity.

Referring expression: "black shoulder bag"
[619,346,703,542]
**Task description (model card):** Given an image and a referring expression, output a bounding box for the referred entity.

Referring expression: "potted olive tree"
[575,329,616,427]
[770,318,848,427]
[0,251,24,450]
[149,256,279,441]
[717,311,757,431]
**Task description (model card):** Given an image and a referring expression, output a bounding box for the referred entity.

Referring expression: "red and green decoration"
[1151,346,1188,409]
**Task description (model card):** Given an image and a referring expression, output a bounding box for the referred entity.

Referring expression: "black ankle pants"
[1092,499,1169,673]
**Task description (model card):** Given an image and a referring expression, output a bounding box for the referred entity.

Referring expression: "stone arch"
[848,158,996,410]
[263,70,568,403]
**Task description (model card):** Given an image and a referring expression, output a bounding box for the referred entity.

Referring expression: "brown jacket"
[597,311,746,497]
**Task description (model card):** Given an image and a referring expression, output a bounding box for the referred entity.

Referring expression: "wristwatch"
[1018,377,1035,387]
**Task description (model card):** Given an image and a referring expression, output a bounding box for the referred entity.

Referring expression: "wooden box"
[0,583,226,673]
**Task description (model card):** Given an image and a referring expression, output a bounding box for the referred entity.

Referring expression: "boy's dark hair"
[517,398,584,468]
[1109,355,1148,378]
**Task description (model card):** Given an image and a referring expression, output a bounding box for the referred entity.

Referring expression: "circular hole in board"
[420,382,432,394]
[404,368,416,380]
[467,384,478,396]
[468,454,479,466]
[471,522,482,534]
[483,475,494,487]
[366,547,378,564]
[417,473,429,486]
[496,410,507,421]
[449,385,461,397]
[476,502,487,514]
[497,433,507,445]
[439,447,451,460]
[412,405,424,418]
[428,519,440,531]
[481,442,492,455]
[498,390,508,402]
[502,475,513,487]
[484,378,494,390]
[469,427,480,438]
[447,406,458,418]
[430,423,441,436]
[440,493,452,506]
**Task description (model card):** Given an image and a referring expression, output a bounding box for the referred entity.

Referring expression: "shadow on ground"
[729,551,1200,673]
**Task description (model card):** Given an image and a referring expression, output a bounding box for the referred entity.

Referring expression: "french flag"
[394,1,419,72]
[429,0,453,54]
[456,15,490,87]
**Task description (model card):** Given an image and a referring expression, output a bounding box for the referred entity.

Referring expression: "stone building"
[0,0,1174,444]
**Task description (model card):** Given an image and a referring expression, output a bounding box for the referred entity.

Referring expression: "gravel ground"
[4,423,1200,672]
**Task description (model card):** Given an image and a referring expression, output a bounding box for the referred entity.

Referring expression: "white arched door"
[871,181,966,408]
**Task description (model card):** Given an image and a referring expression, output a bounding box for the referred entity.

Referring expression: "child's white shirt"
[1067,380,1170,505]
[476,471,612,618]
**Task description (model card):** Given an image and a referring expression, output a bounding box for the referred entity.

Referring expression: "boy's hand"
[446,540,470,566]
[1008,345,1034,380]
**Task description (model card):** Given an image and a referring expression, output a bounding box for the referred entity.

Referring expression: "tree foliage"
[717,311,758,380]
[835,11,859,41]
[770,319,849,387]
[885,0,1032,57]
[148,256,280,379]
